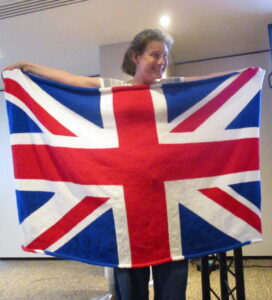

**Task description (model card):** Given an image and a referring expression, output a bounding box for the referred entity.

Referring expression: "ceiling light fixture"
[159,15,170,28]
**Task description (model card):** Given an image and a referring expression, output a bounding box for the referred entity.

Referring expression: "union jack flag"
[2,68,264,268]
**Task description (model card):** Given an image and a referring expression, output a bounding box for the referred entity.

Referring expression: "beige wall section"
[175,53,272,256]
[100,41,132,81]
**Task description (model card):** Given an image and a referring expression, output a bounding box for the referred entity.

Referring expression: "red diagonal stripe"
[25,196,109,250]
[4,78,76,136]
[199,187,261,232]
[172,67,259,132]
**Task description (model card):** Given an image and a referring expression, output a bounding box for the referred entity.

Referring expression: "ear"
[131,52,139,65]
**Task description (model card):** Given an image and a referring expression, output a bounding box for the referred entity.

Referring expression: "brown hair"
[122,29,173,76]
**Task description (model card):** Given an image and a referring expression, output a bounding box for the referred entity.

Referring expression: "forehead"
[144,40,169,53]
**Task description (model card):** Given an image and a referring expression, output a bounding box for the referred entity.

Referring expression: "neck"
[131,75,154,86]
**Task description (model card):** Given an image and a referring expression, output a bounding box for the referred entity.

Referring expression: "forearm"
[4,62,100,88]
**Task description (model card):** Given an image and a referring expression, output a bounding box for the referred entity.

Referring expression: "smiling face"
[132,40,169,85]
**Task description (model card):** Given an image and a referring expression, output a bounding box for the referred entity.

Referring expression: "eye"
[151,53,160,59]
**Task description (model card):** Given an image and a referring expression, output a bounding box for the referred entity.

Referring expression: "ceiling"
[0,0,272,90]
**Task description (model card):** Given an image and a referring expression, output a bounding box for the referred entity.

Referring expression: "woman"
[5,29,228,300]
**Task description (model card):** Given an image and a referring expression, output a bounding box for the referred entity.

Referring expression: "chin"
[145,74,163,84]
[153,74,163,80]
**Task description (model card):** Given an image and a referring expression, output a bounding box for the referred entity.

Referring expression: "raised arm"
[4,62,100,88]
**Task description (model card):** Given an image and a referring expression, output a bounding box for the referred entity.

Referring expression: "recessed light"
[160,15,170,28]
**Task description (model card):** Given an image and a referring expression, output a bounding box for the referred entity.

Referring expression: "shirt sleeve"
[158,77,184,84]
[99,78,127,88]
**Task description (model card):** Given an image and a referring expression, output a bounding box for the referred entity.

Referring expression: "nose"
[158,56,167,66]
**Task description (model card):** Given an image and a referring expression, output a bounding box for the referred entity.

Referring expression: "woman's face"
[133,40,169,84]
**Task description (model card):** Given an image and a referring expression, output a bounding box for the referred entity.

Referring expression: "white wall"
[175,52,272,256]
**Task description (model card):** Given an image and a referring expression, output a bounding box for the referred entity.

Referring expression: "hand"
[3,62,28,71]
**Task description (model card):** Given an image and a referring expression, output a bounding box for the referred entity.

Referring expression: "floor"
[0,258,271,299]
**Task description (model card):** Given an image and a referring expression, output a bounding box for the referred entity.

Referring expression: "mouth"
[152,67,165,75]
